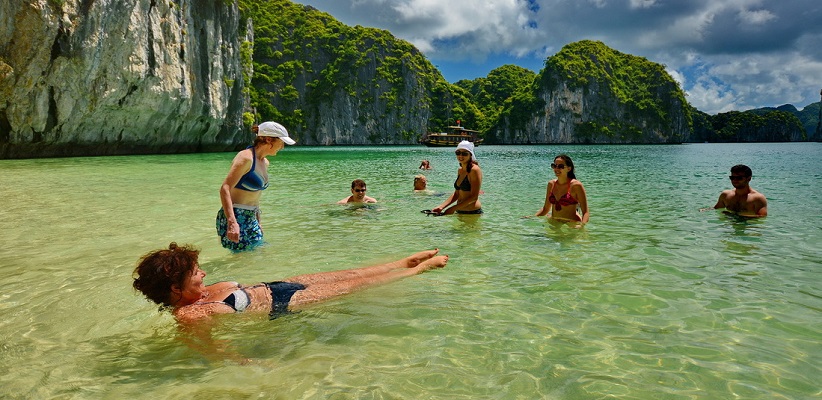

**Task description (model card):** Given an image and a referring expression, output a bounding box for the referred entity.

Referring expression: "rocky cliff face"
[0,0,248,159]
[817,90,822,141]
[691,110,806,142]
[493,41,691,144]
[527,77,689,144]
[276,42,437,145]
[239,1,448,146]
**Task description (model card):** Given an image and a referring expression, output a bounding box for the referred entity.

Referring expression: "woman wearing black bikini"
[535,154,589,223]
[133,243,449,324]
[431,141,483,215]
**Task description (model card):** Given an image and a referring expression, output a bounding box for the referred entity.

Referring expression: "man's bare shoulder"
[749,189,767,199]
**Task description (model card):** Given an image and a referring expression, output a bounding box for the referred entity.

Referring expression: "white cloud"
[666,68,685,88]
[686,77,739,114]
[332,0,543,62]
[737,9,776,25]
[629,0,657,9]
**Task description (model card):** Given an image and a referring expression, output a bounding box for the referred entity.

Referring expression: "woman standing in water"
[431,140,483,215]
[133,243,448,324]
[535,154,589,223]
[217,121,295,251]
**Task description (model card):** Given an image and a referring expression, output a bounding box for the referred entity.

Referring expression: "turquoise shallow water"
[0,143,820,399]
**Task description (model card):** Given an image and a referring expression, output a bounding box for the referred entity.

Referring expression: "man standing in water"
[710,164,768,217]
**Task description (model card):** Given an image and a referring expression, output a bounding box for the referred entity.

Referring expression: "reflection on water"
[325,203,385,218]
[714,212,765,256]
[543,218,589,243]
[0,144,820,399]
[722,239,761,257]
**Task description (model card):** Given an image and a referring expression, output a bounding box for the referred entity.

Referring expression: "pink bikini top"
[548,180,577,211]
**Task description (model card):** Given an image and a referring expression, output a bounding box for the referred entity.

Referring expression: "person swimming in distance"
[535,154,589,223]
[419,160,432,170]
[338,179,377,204]
[413,175,428,191]
[132,242,448,324]
[430,141,483,215]
[216,121,295,252]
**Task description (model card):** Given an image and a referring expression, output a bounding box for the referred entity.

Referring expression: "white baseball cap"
[257,121,296,145]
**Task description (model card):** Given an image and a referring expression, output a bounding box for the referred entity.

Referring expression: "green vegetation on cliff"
[237,0,476,141]
[236,2,805,144]
[455,65,537,132]
[483,40,690,143]
[746,103,820,139]
[692,109,805,142]
[544,40,690,139]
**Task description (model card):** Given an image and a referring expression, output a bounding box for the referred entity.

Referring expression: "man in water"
[413,175,428,191]
[338,179,377,204]
[711,164,768,217]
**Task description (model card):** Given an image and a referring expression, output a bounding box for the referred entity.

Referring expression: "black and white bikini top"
[221,283,251,312]
[211,282,266,312]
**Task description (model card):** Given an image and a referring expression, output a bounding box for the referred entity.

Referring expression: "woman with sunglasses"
[535,154,589,223]
[431,141,483,215]
[217,122,295,252]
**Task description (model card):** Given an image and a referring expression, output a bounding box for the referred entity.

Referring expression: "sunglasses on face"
[353,188,367,193]
[550,163,567,169]
[455,151,471,156]
[729,175,748,181]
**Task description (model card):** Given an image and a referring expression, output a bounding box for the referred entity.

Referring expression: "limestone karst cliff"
[817,89,822,141]
[489,40,691,144]
[691,109,806,142]
[238,0,466,145]
[0,0,248,159]
[4,1,808,158]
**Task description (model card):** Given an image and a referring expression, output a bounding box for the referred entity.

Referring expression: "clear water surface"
[0,143,820,399]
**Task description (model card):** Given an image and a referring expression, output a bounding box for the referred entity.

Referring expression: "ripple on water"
[1,144,820,398]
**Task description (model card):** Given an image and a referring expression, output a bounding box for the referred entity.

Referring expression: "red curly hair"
[132,242,200,307]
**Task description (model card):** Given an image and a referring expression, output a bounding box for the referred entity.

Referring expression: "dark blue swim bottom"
[456,208,483,214]
[266,281,306,319]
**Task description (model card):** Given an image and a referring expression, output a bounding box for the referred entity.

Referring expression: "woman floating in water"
[132,243,448,324]
[430,141,483,215]
[216,121,295,252]
[535,154,589,223]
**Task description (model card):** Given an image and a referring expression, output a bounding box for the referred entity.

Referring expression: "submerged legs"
[286,251,448,307]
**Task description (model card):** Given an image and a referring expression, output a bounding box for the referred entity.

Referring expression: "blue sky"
[293,0,822,114]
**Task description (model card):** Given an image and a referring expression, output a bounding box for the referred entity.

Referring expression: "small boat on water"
[419,124,483,147]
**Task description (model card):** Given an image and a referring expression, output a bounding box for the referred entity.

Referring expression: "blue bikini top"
[234,147,269,191]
